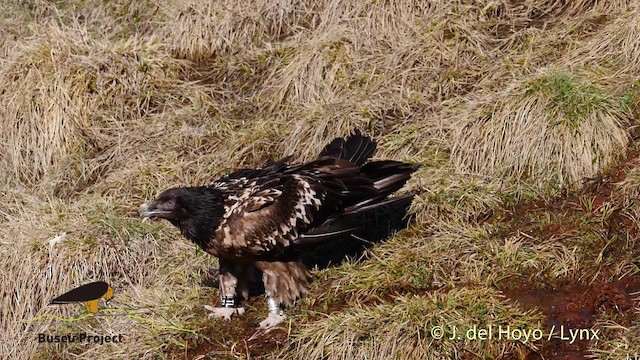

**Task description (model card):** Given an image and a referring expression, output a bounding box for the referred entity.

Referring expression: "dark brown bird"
[138,130,418,329]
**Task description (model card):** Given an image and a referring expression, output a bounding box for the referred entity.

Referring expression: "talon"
[259,313,287,330]
[204,305,245,321]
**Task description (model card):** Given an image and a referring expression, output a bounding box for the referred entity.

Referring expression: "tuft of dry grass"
[564,4,640,72]
[0,24,202,194]
[451,71,631,191]
[163,0,321,61]
[609,163,640,242]
[590,307,640,360]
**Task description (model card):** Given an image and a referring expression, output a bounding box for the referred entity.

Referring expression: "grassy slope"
[1,0,639,359]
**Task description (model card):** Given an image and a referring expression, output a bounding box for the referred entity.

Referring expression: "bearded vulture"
[138,130,419,329]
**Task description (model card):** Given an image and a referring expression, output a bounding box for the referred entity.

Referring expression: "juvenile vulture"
[138,130,418,329]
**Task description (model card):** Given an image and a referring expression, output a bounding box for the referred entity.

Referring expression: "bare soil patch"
[505,276,640,360]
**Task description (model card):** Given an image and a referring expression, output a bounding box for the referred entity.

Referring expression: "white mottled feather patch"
[265,175,325,247]
[215,173,326,253]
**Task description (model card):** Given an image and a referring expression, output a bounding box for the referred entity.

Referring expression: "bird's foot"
[259,312,287,330]
[204,305,245,321]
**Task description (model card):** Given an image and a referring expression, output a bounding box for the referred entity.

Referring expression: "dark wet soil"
[498,148,640,359]
[167,294,288,360]
[503,276,640,360]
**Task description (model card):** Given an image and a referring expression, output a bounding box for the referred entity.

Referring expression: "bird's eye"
[165,200,175,209]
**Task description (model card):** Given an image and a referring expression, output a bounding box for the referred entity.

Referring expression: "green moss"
[621,84,640,114]
[526,74,610,131]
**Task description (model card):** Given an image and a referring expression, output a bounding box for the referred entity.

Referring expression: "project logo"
[49,281,113,313]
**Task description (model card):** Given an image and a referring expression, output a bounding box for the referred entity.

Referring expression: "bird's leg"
[204,295,245,321]
[259,297,286,330]
[254,260,308,330]
[205,266,245,321]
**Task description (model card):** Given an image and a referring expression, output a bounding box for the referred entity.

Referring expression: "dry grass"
[590,306,640,360]
[328,220,581,295]
[0,189,216,358]
[163,0,320,61]
[451,71,630,191]
[288,288,542,360]
[612,164,640,228]
[564,4,640,72]
[0,24,201,193]
[2,0,640,359]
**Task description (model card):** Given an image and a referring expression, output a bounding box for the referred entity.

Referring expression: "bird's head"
[138,188,191,221]
[138,187,225,247]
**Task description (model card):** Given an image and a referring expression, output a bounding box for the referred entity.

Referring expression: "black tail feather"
[319,129,377,166]
[344,193,414,215]
[361,161,420,195]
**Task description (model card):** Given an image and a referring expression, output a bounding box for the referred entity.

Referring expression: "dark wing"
[294,161,418,248]
[49,281,109,304]
[214,169,341,257]
[209,130,417,258]
[209,157,292,217]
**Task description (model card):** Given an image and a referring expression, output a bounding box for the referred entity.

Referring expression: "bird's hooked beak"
[138,200,171,222]
[138,201,154,222]
[104,286,113,303]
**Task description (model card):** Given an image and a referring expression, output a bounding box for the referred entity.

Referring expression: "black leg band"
[221,295,235,308]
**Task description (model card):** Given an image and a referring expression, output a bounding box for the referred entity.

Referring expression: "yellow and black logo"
[49,281,113,313]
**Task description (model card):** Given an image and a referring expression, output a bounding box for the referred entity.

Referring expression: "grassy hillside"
[1,0,639,359]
